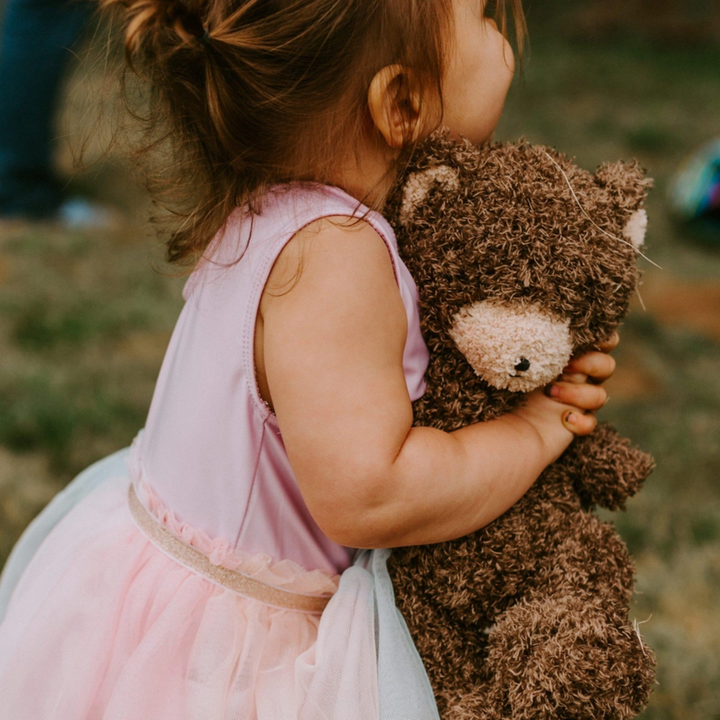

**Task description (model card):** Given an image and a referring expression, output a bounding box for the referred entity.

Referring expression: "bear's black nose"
[514,357,531,373]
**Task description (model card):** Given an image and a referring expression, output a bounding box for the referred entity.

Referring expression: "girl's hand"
[545,332,620,435]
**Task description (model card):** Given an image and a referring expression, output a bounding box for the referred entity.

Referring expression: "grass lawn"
[1,28,719,720]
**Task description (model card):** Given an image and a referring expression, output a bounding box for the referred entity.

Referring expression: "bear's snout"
[449,302,574,393]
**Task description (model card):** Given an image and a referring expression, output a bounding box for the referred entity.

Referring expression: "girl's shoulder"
[265,184,409,302]
[264,183,401,259]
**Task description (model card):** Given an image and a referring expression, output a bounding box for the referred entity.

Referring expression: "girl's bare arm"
[261,219,604,549]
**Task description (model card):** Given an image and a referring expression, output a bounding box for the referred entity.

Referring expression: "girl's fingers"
[596,331,620,353]
[564,351,616,381]
[562,410,597,436]
[547,381,608,411]
[560,372,588,385]
[550,332,618,439]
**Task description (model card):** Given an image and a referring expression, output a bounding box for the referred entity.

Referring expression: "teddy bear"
[383,133,657,720]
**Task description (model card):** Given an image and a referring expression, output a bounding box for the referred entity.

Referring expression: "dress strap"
[128,484,334,613]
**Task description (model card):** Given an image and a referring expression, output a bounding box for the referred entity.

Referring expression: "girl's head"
[104,0,524,264]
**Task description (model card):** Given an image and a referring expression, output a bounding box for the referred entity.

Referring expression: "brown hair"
[102,0,525,266]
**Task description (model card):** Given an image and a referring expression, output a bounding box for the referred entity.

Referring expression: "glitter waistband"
[128,484,334,613]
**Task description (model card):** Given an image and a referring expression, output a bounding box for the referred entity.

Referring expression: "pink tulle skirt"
[0,471,380,719]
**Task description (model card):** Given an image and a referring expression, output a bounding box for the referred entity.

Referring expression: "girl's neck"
[333,136,398,209]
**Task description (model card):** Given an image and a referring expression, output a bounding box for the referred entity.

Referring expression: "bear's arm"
[558,423,655,511]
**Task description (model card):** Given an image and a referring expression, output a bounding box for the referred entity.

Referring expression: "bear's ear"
[399,165,460,225]
[593,160,653,249]
[594,160,653,210]
[622,208,649,250]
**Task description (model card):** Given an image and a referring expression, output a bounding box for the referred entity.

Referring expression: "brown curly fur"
[384,134,656,719]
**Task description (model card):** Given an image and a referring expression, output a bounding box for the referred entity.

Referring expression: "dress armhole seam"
[241,212,402,423]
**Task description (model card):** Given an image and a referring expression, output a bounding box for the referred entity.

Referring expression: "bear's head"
[388,134,652,401]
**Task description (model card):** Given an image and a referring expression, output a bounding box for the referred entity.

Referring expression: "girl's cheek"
[485,20,515,77]
[501,35,515,75]
[441,15,515,141]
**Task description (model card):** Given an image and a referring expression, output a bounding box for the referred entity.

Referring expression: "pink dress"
[0,184,432,720]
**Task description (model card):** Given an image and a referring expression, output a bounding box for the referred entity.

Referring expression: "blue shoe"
[0,197,123,232]
[55,197,122,231]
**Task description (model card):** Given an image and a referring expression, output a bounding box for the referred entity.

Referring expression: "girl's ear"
[368,64,425,149]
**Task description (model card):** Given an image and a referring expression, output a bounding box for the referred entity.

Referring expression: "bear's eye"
[514,357,531,373]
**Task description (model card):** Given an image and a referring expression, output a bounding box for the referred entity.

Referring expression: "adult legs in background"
[0,0,91,219]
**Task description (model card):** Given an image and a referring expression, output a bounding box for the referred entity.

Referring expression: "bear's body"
[385,135,656,720]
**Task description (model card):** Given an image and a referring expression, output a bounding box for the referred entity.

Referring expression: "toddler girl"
[0,0,617,717]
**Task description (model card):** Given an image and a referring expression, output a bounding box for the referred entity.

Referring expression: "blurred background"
[0,0,719,717]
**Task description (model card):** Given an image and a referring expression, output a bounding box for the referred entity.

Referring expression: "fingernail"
[564,412,577,425]
[549,385,561,397]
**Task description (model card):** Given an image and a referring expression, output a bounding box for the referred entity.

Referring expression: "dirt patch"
[641,274,720,342]
[605,272,720,401]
